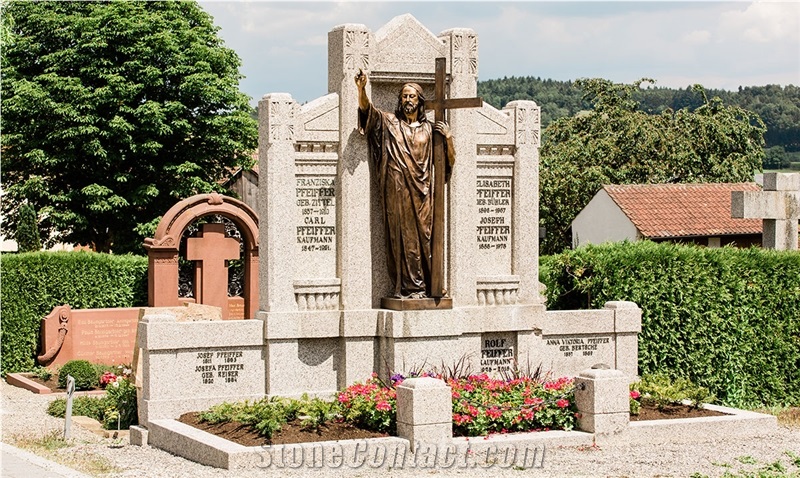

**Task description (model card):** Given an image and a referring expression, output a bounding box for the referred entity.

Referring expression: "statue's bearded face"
[400,86,420,117]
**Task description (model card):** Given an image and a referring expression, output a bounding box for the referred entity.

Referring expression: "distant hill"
[477,77,800,167]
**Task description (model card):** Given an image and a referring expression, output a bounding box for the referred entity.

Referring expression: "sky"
[198,1,800,106]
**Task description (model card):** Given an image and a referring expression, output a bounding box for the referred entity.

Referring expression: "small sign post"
[64,375,75,439]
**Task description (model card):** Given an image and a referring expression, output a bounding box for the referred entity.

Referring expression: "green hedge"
[0,251,148,374]
[541,241,800,408]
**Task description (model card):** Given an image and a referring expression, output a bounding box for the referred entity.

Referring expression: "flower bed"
[447,374,576,436]
[184,372,579,443]
[336,372,578,437]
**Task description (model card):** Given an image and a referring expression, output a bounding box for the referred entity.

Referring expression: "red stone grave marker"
[38,305,142,368]
[186,223,241,320]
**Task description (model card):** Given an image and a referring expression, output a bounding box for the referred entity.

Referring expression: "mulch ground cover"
[177,402,727,446]
[177,413,389,446]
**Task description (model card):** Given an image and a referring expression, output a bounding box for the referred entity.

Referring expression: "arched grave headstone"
[143,193,259,320]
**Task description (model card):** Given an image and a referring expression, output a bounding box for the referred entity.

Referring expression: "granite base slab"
[380,297,453,311]
[135,403,776,470]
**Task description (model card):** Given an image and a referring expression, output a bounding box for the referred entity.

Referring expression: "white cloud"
[200,1,799,104]
[718,1,800,43]
[682,30,712,45]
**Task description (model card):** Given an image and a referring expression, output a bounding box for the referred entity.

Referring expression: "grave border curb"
[137,404,777,470]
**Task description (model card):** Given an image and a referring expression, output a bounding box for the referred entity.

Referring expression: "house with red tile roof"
[571,183,763,249]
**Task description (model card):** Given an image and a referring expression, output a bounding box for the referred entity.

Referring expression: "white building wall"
[572,190,639,248]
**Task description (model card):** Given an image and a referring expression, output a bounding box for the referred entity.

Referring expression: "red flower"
[375,400,391,412]
[100,372,117,387]
[453,414,473,425]
[629,390,641,400]
[556,398,570,408]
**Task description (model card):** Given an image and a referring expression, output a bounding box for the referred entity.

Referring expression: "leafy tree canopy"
[16,203,41,252]
[539,78,765,255]
[1,1,257,253]
[479,77,799,154]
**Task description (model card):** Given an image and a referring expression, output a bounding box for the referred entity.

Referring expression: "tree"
[764,146,789,170]
[1,1,257,253]
[15,203,42,252]
[539,78,765,255]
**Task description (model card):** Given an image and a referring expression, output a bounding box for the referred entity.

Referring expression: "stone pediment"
[301,93,339,132]
[373,14,447,74]
[298,93,339,143]
[475,105,512,136]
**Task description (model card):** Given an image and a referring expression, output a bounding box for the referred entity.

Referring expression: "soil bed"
[28,374,104,393]
[630,402,727,421]
[177,413,388,446]
[177,402,728,446]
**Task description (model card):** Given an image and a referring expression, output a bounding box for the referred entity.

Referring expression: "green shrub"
[46,378,138,430]
[198,397,300,438]
[0,251,147,374]
[632,373,716,409]
[47,395,109,422]
[57,360,98,390]
[297,394,341,431]
[16,204,42,253]
[103,378,138,429]
[542,241,800,408]
[31,366,53,382]
[790,162,800,170]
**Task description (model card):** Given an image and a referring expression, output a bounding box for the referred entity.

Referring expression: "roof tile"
[603,183,762,238]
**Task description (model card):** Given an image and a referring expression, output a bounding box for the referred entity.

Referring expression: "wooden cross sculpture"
[427,57,483,298]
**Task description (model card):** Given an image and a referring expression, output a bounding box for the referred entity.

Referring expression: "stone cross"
[426,57,483,298]
[186,223,240,318]
[732,172,800,250]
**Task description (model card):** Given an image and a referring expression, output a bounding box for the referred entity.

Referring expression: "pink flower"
[100,372,117,387]
[630,390,641,400]
[453,414,473,425]
[556,398,570,408]
[486,407,502,419]
[375,400,391,412]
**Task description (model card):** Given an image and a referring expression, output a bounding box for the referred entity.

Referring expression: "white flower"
[112,381,120,388]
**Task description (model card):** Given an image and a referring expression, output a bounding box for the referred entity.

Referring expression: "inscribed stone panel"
[480,332,516,374]
[294,150,338,278]
[475,154,514,276]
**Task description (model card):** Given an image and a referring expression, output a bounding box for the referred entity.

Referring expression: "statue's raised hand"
[354,68,368,89]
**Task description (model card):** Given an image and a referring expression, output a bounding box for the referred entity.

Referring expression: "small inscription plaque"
[227,296,245,321]
[195,350,245,385]
[476,178,511,251]
[480,333,516,374]
[295,177,336,252]
[545,336,611,358]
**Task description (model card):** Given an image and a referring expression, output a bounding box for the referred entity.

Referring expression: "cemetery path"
[2,379,799,477]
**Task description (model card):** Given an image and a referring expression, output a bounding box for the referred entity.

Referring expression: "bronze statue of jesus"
[355,69,455,299]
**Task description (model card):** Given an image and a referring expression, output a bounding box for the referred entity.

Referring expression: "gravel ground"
[2,379,799,478]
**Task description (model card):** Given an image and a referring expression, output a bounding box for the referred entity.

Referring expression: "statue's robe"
[359,103,439,297]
